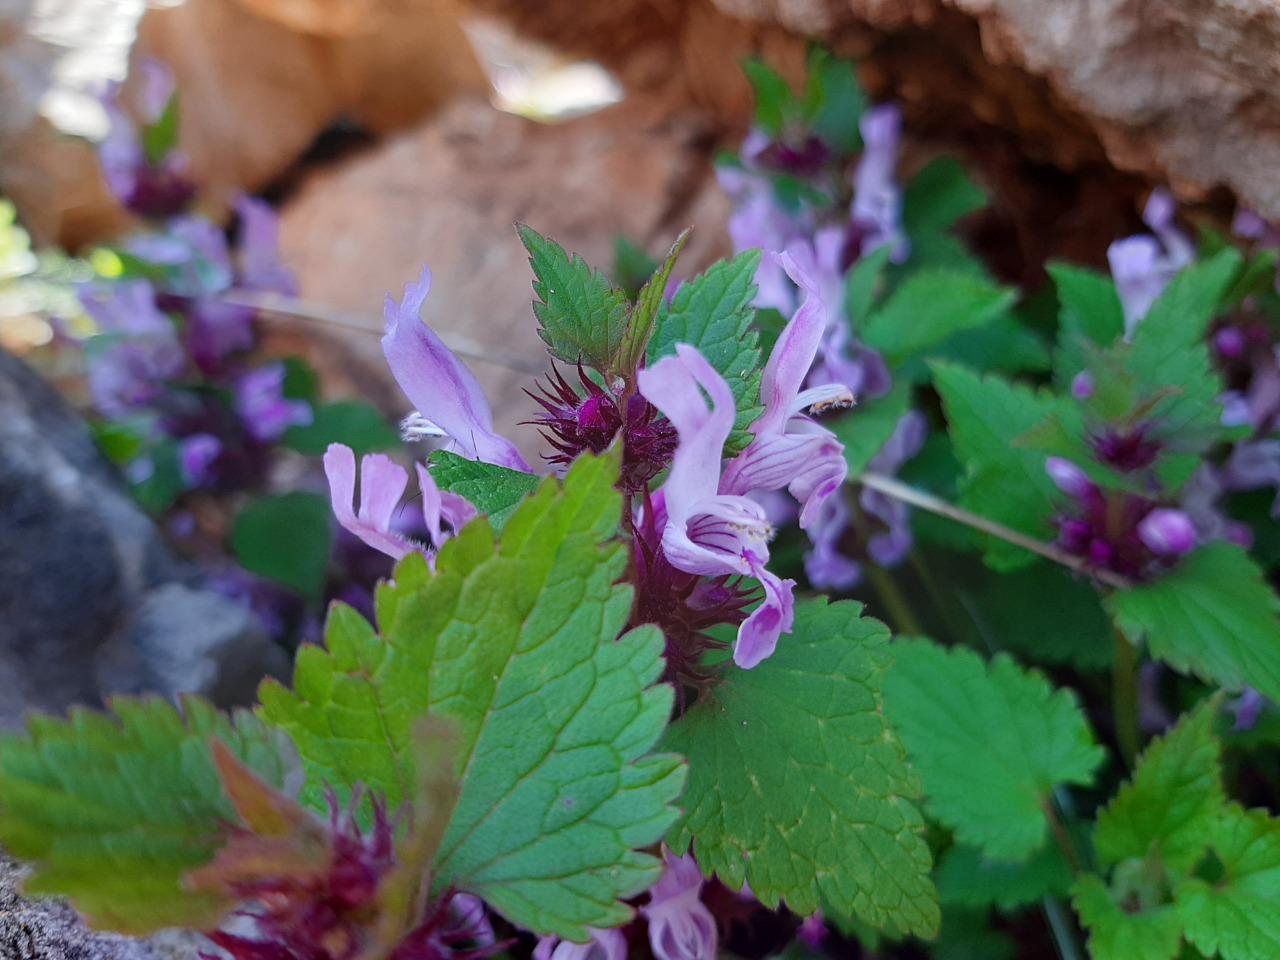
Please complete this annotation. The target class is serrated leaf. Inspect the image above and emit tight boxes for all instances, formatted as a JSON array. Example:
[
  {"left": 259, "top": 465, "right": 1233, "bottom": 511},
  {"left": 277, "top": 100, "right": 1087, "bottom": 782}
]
[
  {"left": 648, "top": 250, "right": 764, "bottom": 455},
  {"left": 860, "top": 272, "right": 1015, "bottom": 365},
  {"left": 1048, "top": 262, "right": 1125, "bottom": 387},
  {"left": 616, "top": 229, "right": 689, "bottom": 373},
  {"left": 1126, "top": 250, "right": 1240, "bottom": 445},
  {"left": 259, "top": 453, "right": 686, "bottom": 938},
  {"left": 931, "top": 314, "right": 1051, "bottom": 378},
  {"left": 882, "top": 639, "right": 1103, "bottom": 861},
  {"left": 928, "top": 907, "right": 1017, "bottom": 960},
  {"left": 613, "top": 235, "right": 659, "bottom": 299},
  {"left": 0, "top": 698, "right": 295, "bottom": 934},
  {"left": 1095, "top": 699, "right": 1224, "bottom": 875},
  {"left": 962, "top": 560, "right": 1114, "bottom": 671},
  {"left": 232, "top": 492, "right": 333, "bottom": 600},
  {"left": 902, "top": 158, "right": 986, "bottom": 236},
  {"left": 284, "top": 400, "right": 400, "bottom": 457},
  {"left": 1074, "top": 873, "right": 1184, "bottom": 960},
  {"left": 832, "top": 379, "right": 913, "bottom": 476},
  {"left": 930, "top": 363, "right": 1063, "bottom": 569},
  {"left": 1105, "top": 544, "right": 1280, "bottom": 704},
  {"left": 429, "top": 450, "right": 541, "bottom": 534},
  {"left": 935, "top": 842, "right": 1074, "bottom": 912},
  {"left": 518, "top": 224, "right": 630, "bottom": 370},
  {"left": 664, "top": 599, "right": 938, "bottom": 937},
  {"left": 1177, "top": 805, "right": 1280, "bottom": 960}
]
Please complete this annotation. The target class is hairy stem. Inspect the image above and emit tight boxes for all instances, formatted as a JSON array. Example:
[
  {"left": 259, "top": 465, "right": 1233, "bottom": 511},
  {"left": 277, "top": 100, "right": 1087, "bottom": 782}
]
[
  {"left": 1113, "top": 625, "right": 1141, "bottom": 770},
  {"left": 857, "top": 472, "right": 1134, "bottom": 591}
]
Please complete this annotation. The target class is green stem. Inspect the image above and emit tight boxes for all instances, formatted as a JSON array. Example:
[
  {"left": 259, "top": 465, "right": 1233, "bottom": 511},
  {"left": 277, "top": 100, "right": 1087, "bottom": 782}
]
[
  {"left": 1043, "top": 895, "right": 1087, "bottom": 960},
  {"left": 1113, "top": 625, "right": 1141, "bottom": 770},
  {"left": 856, "top": 472, "right": 1134, "bottom": 591},
  {"left": 865, "top": 564, "right": 926, "bottom": 637}
]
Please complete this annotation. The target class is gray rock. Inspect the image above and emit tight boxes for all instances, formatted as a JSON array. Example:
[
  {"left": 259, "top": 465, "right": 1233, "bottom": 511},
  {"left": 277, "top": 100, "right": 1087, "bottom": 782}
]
[
  {"left": 0, "top": 347, "right": 288, "bottom": 729},
  {"left": 0, "top": 854, "right": 208, "bottom": 960}
]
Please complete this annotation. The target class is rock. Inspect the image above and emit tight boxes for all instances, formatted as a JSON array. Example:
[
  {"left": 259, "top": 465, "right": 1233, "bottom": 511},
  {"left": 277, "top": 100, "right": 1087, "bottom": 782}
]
[
  {"left": 0, "top": 348, "right": 288, "bottom": 730},
  {"left": 0, "top": 0, "right": 488, "bottom": 247},
  {"left": 277, "top": 95, "right": 732, "bottom": 456},
  {"left": 0, "top": 853, "right": 205, "bottom": 959}
]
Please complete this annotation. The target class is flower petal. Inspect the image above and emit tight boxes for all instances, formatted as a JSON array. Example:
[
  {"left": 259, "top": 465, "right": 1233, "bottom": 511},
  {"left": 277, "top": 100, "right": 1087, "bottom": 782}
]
[{"left": 382, "top": 266, "right": 530, "bottom": 471}]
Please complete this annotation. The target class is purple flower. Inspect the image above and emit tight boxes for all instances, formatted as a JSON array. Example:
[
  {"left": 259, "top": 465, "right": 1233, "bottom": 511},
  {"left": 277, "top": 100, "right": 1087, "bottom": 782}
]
[
  {"left": 383, "top": 267, "right": 530, "bottom": 472},
  {"left": 96, "top": 65, "right": 194, "bottom": 220},
  {"left": 638, "top": 344, "right": 796, "bottom": 669},
  {"left": 234, "top": 364, "right": 313, "bottom": 442},
  {"left": 641, "top": 848, "right": 717, "bottom": 960},
  {"left": 184, "top": 300, "right": 256, "bottom": 375},
  {"left": 861, "top": 411, "right": 927, "bottom": 566},
  {"left": 79, "top": 280, "right": 185, "bottom": 415},
  {"left": 1071, "top": 370, "right": 1095, "bottom": 401},
  {"left": 1046, "top": 457, "right": 1095, "bottom": 499},
  {"left": 1136, "top": 508, "right": 1198, "bottom": 556},
  {"left": 236, "top": 196, "right": 299, "bottom": 297},
  {"left": 722, "top": 252, "right": 852, "bottom": 528},
  {"left": 1231, "top": 687, "right": 1266, "bottom": 732},
  {"left": 803, "top": 491, "right": 863, "bottom": 590},
  {"left": 533, "top": 929, "right": 627, "bottom": 960},
  {"left": 1107, "top": 189, "right": 1195, "bottom": 339},
  {"left": 323, "top": 443, "right": 476, "bottom": 564},
  {"left": 1220, "top": 439, "right": 1280, "bottom": 516},
  {"left": 179, "top": 433, "right": 222, "bottom": 486},
  {"left": 851, "top": 106, "right": 908, "bottom": 263}
]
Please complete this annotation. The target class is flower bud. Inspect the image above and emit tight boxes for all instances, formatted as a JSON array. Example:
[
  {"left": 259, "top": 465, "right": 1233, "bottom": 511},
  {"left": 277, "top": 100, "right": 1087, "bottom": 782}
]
[
  {"left": 1046, "top": 457, "right": 1094, "bottom": 499},
  {"left": 1137, "top": 508, "right": 1197, "bottom": 556},
  {"left": 1071, "top": 370, "right": 1095, "bottom": 401}
]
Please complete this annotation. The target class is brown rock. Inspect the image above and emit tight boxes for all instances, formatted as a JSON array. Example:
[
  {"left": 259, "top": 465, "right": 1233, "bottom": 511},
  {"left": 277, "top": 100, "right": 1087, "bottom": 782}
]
[
  {"left": 278, "top": 96, "right": 731, "bottom": 456},
  {"left": 706, "top": 0, "right": 1280, "bottom": 217},
  {"left": 2, "top": 0, "right": 488, "bottom": 248}
]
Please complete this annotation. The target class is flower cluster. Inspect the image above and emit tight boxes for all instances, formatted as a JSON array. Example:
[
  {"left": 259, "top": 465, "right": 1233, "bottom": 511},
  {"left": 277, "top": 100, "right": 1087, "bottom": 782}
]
[{"left": 718, "top": 98, "right": 914, "bottom": 589}]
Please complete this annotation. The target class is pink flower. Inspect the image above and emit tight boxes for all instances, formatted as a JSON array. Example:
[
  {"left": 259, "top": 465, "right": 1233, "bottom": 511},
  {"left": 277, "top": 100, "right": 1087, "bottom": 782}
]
[
  {"left": 638, "top": 345, "right": 796, "bottom": 669},
  {"left": 383, "top": 267, "right": 530, "bottom": 472},
  {"left": 641, "top": 848, "right": 717, "bottom": 960},
  {"left": 323, "top": 443, "right": 475, "bottom": 564},
  {"left": 722, "top": 252, "right": 852, "bottom": 529},
  {"left": 533, "top": 929, "right": 627, "bottom": 960}
]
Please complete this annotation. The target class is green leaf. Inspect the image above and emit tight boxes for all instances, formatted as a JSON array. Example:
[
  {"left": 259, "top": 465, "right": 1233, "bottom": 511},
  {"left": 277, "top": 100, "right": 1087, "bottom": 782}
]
[
  {"left": 1177, "top": 805, "right": 1280, "bottom": 960},
  {"left": 928, "top": 907, "right": 1017, "bottom": 960},
  {"left": 882, "top": 638, "right": 1103, "bottom": 861},
  {"left": 742, "top": 59, "right": 794, "bottom": 136},
  {"left": 962, "top": 560, "right": 1114, "bottom": 671},
  {"left": 664, "top": 598, "right": 938, "bottom": 937},
  {"left": 429, "top": 450, "right": 541, "bottom": 535},
  {"left": 284, "top": 400, "right": 400, "bottom": 457},
  {"left": 0, "top": 698, "right": 294, "bottom": 934},
  {"left": 1221, "top": 250, "right": 1280, "bottom": 311},
  {"left": 930, "top": 363, "right": 1063, "bottom": 569},
  {"left": 518, "top": 224, "right": 630, "bottom": 370},
  {"left": 232, "top": 492, "right": 333, "bottom": 600},
  {"left": 1048, "top": 262, "right": 1125, "bottom": 387},
  {"left": 931, "top": 314, "right": 1051, "bottom": 378},
  {"left": 843, "top": 245, "right": 892, "bottom": 328},
  {"left": 259, "top": 453, "right": 686, "bottom": 938},
  {"left": 860, "top": 272, "right": 1015, "bottom": 365},
  {"left": 902, "top": 158, "right": 986, "bottom": 236},
  {"left": 141, "top": 93, "right": 180, "bottom": 166},
  {"left": 281, "top": 356, "right": 320, "bottom": 405},
  {"left": 832, "top": 379, "right": 913, "bottom": 476},
  {"left": 1094, "top": 699, "right": 1224, "bottom": 875},
  {"left": 92, "top": 422, "right": 147, "bottom": 467},
  {"left": 1126, "top": 250, "right": 1241, "bottom": 444},
  {"left": 616, "top": 229, "right": 689, "bottom": 373},
  {"left": 648, "top": 250, "right": 764, "bottom": 455},
  {"left": 613, "top": 235, "right": 660, "bottom": 300},
  {"left": 1074, "top": 873, "right": 1184, "bottom": 960},
  {"left": 935, "top": 842, "right": 1074, "bottom": 912},
  {"left": 807, "top": 49, "right": 866, "bottom": 153},
  {"left": 1105, "top": 544, "right": 1280, "bottom": 704}
]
